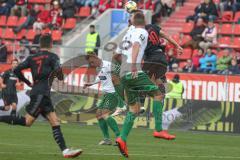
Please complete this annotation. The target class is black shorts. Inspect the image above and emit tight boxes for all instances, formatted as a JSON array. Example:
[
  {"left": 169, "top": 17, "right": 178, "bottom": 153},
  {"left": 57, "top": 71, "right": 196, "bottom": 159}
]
[
  {"left": 2, "top": 93, "right": 18, "bottom": 106},
  {"left": 142, "top": 61, "right": 167, "bottom": 80},
  {"left": 26, "top": 95, "right": 54, "bottom": 118}
]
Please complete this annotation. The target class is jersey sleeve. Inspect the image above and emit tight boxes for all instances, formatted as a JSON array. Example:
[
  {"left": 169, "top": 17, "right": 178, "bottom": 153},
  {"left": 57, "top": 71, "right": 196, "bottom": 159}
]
[{"left": 14, "top": 57, "right": 31, "bottom": 86}]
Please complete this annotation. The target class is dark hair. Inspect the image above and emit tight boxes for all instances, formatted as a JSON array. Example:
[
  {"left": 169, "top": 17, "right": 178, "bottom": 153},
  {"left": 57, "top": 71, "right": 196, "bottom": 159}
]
[
  {"left": 90, "top": 25, "right": 95, "bottom": 28},
  {"left": 132, "top": 12, "right": 145, "bottom": 26},
  {"left": 40, "top": 34, "right": 52, "bottom": 48},
  {"left": 85, "top": 52, "right": 97, "bottom": 60}
]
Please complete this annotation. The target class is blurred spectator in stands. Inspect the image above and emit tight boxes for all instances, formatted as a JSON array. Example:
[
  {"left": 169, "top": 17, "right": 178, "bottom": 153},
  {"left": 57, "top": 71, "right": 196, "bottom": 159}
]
[
  {"left": 220, "top": 0, "right": 240, "bottom": 18},
  {"left": 99, "top": 0, "right": 111, "bottom": 13},
  {"left": 198, "top": 48, "right": 217, "bottom": 73},
  {"left": 182, "top": 18, "right": 205, "bottom": 49},
  {"left": 47, "top": 1, "right": 63, "bottom": 29},
  {"left": 14, "top": 0, "right": 27, "bottom": 16},
  {"left": 14, "top": 45, "right": 30, "bottom": 63},
  {"left": 199, "top": 19, "right": 217, "bottom": 52},
  {"left": 85, "top": 25, "right": 101, "bottom": 55},
  {"left": 85, "top": 0, "right": 99, "bottom": 7},
  {"left": 0, "top": 0, "right": 15, "bottom": 16},
  {"left": 14, "top": 4, "right": 40, "bottom": 33},
  {"left": 0, "top": 39, "right": 7, "bottom": 63},
  {"left": 186, "top": 0, "right": 218, "bottom": 22},
  {"left": 33, "top": 28, "right": 42, "bottom": 45},
  {"left": 215, "top": 49, "right": 232, "bottom": 74},
  {"left": 167, "top": 48, "right": 179, "bottom": 70},
  {"left": 33, "top": 9, "right": 49, "bottom": 31},
  {"left": 228, "top": 59, "right": 240, "bottom": 74},
  {"left": 166, "top": 74, "right": 184, "bottom": 99},
  {"left": 171, "top": 63, "right": 182, "bottom": 72},
  {"left": 192, "top": 48, "right": 204, "bottom": 69},
  {"left": 161, "top": 0, "right": 175, "bottom": 16},
  {"left": 19, "top": 36, "right": 29, "bottom": 46},
  {"left": 183, "top": 59, "right": 196, "bottom": 72},
  {"left": 152, "top": 0, "right": 163, "bottom": 24},
  {"left": 62, "top": 0, "right": 75, "bottom": 19}
]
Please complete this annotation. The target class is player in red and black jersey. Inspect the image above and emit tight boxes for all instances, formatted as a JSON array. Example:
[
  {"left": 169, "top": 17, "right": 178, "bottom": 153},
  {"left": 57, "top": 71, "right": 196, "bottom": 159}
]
[
  {"left": 142, "top": 24, "right": 183, "bottom": 140},
  {"left": 0, "top": 59, "right": 21, "bottom": 116},
  {"left": 0, "top": 34, "right": 82, "bottom": 158}
]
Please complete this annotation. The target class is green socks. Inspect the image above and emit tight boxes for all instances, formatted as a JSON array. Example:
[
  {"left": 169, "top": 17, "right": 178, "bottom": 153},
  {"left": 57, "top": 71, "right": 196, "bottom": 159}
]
[
  {"left": 98, "top": 119, "right": 110, "bottom": 139},
  {"left": 106, "top": 116, "right": 120, "bottom": 137},
  {"left": 114, "top": 83, "right": 124, "bottom": 98},
  {"left": 153, "top": 100, "right": 163, "bottom": 132},
  {"left": 121, "top": 112, "right": 136, "bottom": 142}
]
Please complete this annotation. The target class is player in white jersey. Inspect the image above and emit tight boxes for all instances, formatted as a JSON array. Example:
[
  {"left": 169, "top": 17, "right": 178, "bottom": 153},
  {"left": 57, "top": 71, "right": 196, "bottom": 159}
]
[
  {"left": 115, "top": 11, "right": 167, "bottom": 158},
  {"left": 84, "top": 54, "right": 123, "bottom": 145}
]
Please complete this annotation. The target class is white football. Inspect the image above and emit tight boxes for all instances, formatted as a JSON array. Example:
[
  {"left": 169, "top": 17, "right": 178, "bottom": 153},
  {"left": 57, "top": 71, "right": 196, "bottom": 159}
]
[{"left": 125, "top": 1, "right": 137, "bottom": 13}]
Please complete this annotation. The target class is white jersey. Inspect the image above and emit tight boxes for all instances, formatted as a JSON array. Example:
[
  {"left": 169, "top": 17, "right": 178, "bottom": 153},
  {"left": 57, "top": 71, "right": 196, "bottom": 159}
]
[
  {"left": 95, "top": 60, "right": 115, "bottom": 93},
  {"left": 119, "top": 27, "right": 149, "bottom": 76}
]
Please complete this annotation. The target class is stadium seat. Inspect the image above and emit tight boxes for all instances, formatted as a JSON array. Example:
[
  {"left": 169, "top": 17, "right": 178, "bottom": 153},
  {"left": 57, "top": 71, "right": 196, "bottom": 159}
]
[
  {"left": 42, "top": 28, "right": 51, "bottom": 34},
  {"left": 4, "top": 41, "right": 14, "bottom": 52},
  {"left": 17, "top": 16, "right": 27, "bottom": 26},
  {"left": 218, "top": 37, "right": 231, "bottom": 48},
  {"left": 26, "top": 29, "right": 36, "bottom": 40},
  {"left": 233, "top": 24, "right": 240, "bottom": 36},
  {"left": 0, "top": 16, "right": 7, "bottom": 26},
  {"left": 181, "top": 22, "right": 194, "bottom": 34},
  {"left": 3, "top": 28, "right": 16, "bottom": 39},
  {"left": 217, "top": 50, "right": 226, "bottom": 58},
  {"left": 233, "top": 12, "right": 240, "bottom": 23},
  {"left": 78, "top": 6, "right": 91, "bottom": 17},
  {"left": 232, "top": 37, "right": 240, "bottom": 49},
  {"left": 0, "top": 28, "right": 2, "bottom": 38},
  {"left": 6, "top": 16, "right": 18, "bottom": 27},
  {"left": 171, "top": 34, "right": 180, "bottom": 43},
  {"left": 28, "top": 0, "right": 51, "bottom": 3},
  {"left": 63, "top": 18, "right": 76, "bottom": 30},
  {"left": 219, "top": 24, "right": 233, "bottom": 35},
  {"left": 181, "top": 35, "right": 192, "bottom": 45},
  {"left": 16, "top": 29, "right": 27, "bottom": 40},
  {"left": 179, "top": 61, "right": 187, "bottom": 69},
  {"left": 220, "top": 11, "right": 233, "bottom": 22},
  {"left": 52, "top": 30, "right": 62, "bottom": 42},
  {"left": 177, "top": 48, "right": 192, "bottom": 60}
]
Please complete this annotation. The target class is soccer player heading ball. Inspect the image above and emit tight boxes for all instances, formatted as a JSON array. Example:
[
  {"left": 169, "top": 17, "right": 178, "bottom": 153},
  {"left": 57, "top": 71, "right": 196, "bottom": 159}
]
[{"left": 0, "top": 34, "right": 82, "bottom": 158}]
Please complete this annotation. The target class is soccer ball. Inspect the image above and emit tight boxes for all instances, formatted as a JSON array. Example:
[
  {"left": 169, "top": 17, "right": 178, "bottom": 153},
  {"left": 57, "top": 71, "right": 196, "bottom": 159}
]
[{"left": 125, "top": 1, "right": 137, "bottom": 13}]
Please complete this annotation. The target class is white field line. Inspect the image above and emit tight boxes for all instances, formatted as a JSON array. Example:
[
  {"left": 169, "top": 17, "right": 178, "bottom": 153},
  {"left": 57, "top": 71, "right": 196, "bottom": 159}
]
[{"left": 0, "top": 151, "right": 240, "bottom": 159}]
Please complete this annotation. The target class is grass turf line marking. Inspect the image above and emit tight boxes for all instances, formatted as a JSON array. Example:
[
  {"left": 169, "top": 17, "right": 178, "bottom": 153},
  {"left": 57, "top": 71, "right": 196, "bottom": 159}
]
[{"left": 0, "top": 151, "right": 240, "bottom": 159}]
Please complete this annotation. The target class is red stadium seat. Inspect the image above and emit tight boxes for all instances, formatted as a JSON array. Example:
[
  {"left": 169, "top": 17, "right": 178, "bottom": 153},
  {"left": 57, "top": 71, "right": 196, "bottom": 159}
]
[
  {"left": 179, "top": 61, "right": 187, "bottom": 69},
  {"left": 0, "top": 28, "right": 3, "bottom": 38},
  {"left": 6, "top": 16, "right": 18, "bottom": 27},
  {"left": 0, "top": 16, "right": 7, "bottom": 26},
  {"left": 232, "top": 37, "right": 240, "bottom": 49},
  {"left": 233, "top": 12, "right": 240, "bottom": 23},
  {"left": 181, "top": 35, "right": 192, "bottom": 45},
  {"left": 171, "top": 34, "right": 180, "bottom": 43},
  {"left": 233, "top": 24, "right": 240, "bottom": 36},
  {"left": 63, "top": 18, "right": 76, "bottom": 29},
  {"left": 220, "top": 11, "right": 233, "bottom": 22},
  {"left": 177, "top": 48, "right": 192, "bottom": 60},
  {"left": 219, "top": 24, "right": 233, "bottom": 35},
  {"left": 78, "top": 7, "right": 91, "bottom": 17},
  {"left": 16, "top": 29, "right": 27, "bottom": 40},
  {"left": 218, "top": 37, "right": 231, "bottom": 47},
  {"left": 28, "top": 0, "right": 51, "bottom": 3},
  {"left": 17, "top": 16, "right": 27, "bottom": 26},
  {"left": 26, "top": 29, "right": 36, "bottom": 40},
  {"left": 52, "top": 30, "right": 62, "bottom": 42},
  {"left": 181, "top": 22, "right": 194, "bottom": 34},
  {"left": 217, "top": 50, "right": 226, "bottom": 58},
  {"left": 3, "top": 28, "right": 16, "bottom": 39},
  {"left": 42, "top": 28, "right": 51, "bottom": 34}
]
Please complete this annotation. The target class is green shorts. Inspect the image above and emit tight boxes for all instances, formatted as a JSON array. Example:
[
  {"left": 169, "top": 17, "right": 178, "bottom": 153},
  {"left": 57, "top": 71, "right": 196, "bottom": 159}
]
[
  {"left": 97, "top": 92, "right": 119, "bottom": 110},
  {"left": 121, "top": 72, "right": 159, "bottom": 105}
]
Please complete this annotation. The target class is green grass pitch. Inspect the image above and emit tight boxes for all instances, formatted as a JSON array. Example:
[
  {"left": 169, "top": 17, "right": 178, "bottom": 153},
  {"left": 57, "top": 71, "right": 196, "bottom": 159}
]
[{"left": 0, "top": 123, "right": 240, "bottom": 160}]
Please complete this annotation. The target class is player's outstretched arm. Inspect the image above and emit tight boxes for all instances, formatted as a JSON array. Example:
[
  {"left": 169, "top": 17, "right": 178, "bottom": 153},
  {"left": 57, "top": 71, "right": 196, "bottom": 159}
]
[
  {"left": 14, "top": 58, "right": 32, "bottom": 87},
  {"left": 159, "top": 30, "right": 183, "bottom": 54}
]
